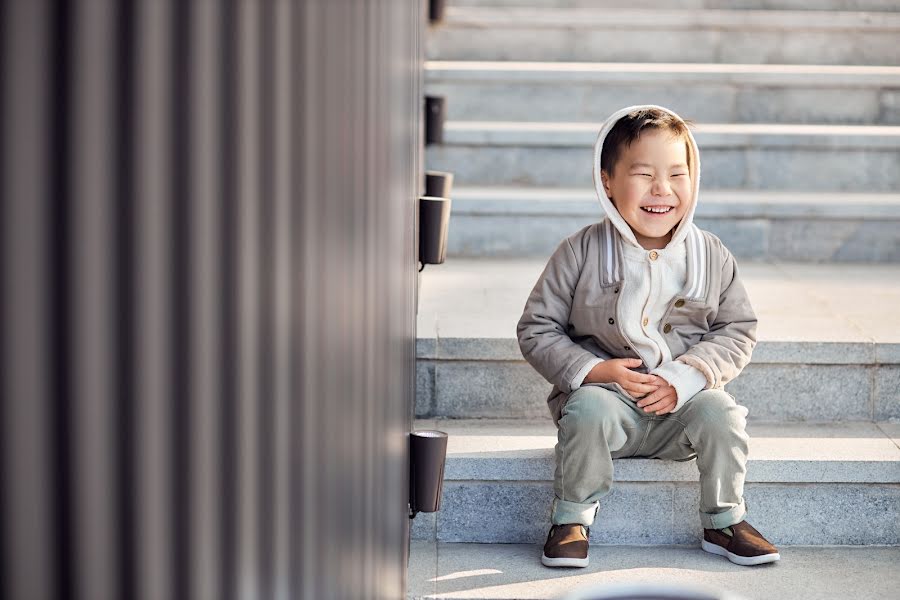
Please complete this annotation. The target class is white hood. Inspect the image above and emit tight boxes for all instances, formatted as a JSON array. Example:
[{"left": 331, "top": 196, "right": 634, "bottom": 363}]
[{"left": 592, "top": 104, "right": 702, "bottom": 251}]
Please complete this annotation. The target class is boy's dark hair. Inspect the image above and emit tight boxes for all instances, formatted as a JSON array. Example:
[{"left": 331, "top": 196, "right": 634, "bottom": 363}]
[{"left": 600, "top": 108, "right": 696, "bottom": 179}]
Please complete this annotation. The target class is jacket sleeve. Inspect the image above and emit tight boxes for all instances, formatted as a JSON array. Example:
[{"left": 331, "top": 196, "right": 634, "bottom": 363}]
[
  {"left": 650, "top": 359, "right": 709, "bottom": 413},
  {"left": 570, "top": 356, "right": 604, "bottom": 391},
  {"left": 516, "top": 237, "right": 603, "bottom": 394},
  {"left": 675, "top": 247, "right": 758, "bottom": 390}
]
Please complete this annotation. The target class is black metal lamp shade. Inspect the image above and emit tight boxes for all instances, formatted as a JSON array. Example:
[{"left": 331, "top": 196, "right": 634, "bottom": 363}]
[
  {"left": 418, "top": 196, "right": 451, "bottom": 265},
  {"left": 425, "top": 170, "right": 454, "bottom": 199},
  {"left": 409, "top": 430, "right": 448, "bottom": 517},
  {"left": 424, "top": 96, "right": 446, "bottom": 145},
  {"left": 429, "top": 0, "right": 446, "bottom": 23}
]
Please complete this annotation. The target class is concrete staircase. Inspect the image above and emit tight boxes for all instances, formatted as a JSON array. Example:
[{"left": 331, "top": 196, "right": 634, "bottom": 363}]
[
  {"left": 411, "top": 2, "right": 900, "bottom": 598},
  {"left": 427, "top": 7, "right": 900, "bottom": 64},
  {"left": 412, "top": 257, "right": 900, "bottom": 537},
  {"left": 425, "top": 11, "right": 900, "bottom": 261}
]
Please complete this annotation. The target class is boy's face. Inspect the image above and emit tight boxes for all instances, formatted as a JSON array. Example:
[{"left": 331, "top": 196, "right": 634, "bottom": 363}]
[{"left": 600, "top": 129, "right": 693, "bottom": 250}]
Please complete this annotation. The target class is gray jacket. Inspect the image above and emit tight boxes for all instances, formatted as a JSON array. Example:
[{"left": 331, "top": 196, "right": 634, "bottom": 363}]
[{"left": 516, "top": 218, "right": 758, "bottom": 426}]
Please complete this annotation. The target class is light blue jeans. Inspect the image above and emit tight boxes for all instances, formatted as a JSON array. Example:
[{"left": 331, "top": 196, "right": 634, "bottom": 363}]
[{"left": 551, "top": 384, "right": 750, "bottom": 530}]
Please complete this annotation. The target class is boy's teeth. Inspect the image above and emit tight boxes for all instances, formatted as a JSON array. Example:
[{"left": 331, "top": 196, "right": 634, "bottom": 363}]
[{"left": 642, "top": 206, "right": 671, "bottom": 213}]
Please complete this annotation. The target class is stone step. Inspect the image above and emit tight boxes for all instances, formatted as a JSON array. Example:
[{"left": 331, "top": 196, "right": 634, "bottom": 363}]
[
  {"left": 409, "top": 419, "right": 900, "bottom": 546},
  {"left": 408, "top": 540, "right": 900, "bottom": 600},
  {"left": 444, "top": 187, "right": 900, "bottom": 262},
  {"left": 425, "top": 61, "right": 900, "bottom": 125},
  {"left": 428, "top": 7, "right": 900, "bottom": 65},
  {"left": 425, "top": 121, "right": 900, "bottom": 191},
  {"left": 447, "top": 0, "right": 900, "bottom": 10},
  {"left": 416, "top": 258, "right": 900, "bottom": 422}
]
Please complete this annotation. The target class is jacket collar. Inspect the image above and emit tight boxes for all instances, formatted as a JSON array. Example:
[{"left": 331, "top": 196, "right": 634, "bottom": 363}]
[{"left": 597, "top": 218, "right": 709, "bottom": 302}]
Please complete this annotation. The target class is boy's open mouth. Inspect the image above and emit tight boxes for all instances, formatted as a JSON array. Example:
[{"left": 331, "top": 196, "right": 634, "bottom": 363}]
[{"left": 641, "top": 206, "right": 673, "bottom": 215}]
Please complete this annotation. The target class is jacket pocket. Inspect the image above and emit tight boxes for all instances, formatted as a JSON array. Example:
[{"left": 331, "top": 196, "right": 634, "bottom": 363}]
[
  {"left": 660, "top": 299, "right": 715, "bottom": 354},
  {"left": 570, "top": 306, "right": 620, "bottom": 352}
]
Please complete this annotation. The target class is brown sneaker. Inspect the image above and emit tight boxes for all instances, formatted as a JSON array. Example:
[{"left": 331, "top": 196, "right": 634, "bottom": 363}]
[
  {"left": 702, "top": 520, "right": 780, "bottom": 566},
  {"left": 540, "top": 523, "right": 590, "bottom": 568}
]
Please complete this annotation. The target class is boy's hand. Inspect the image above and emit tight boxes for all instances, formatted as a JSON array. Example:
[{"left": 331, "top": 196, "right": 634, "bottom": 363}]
[
  {"left": 636, "top": 375, "right": 678, "bottom": 415},
  {"left": 585, "top": 358, "right": 660, "bottom": 399}
]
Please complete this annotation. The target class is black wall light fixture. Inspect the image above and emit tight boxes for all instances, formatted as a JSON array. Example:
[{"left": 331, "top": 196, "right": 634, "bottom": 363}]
[
  {"left": 409, "top": 430, "right": 449, "bottom": 519},
  {"left": 417, "top": 171, "right": 454, "bottom": 313},
  {"left": 425, "top": 96, "right": 446, "bottom": 146},
  {"left": 419, "top": 195, "right": 452, "bottom": 268},
  {"left": 419, "top": 170, "right": 453, "bottom": 270},
  {"left": 429, "top": 0, "right": 446, "bottom": 23}
]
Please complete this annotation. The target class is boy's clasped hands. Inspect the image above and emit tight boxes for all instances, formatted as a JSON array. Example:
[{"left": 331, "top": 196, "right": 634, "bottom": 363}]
[{"left": 584, "top": 358, "right": 677, "bottom": 415}]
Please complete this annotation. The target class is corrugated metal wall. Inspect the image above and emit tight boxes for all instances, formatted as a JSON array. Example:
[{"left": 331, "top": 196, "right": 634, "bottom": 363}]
[{"left": 0, "top": 1, "right": 422, "bottom": 599}]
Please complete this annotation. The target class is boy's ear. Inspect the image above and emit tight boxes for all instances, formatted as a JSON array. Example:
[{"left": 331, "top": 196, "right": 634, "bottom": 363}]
[{"left": 600, "top": 169, "right": 613, "bottom": 200}]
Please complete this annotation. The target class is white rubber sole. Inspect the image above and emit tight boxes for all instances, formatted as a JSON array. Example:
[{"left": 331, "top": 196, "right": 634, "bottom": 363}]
[
  {"left": 541, "top": 552, "right": 589, "bottom": 568},
  {"left": 701, "top": 539, "right": 781, "bottom": 566}
]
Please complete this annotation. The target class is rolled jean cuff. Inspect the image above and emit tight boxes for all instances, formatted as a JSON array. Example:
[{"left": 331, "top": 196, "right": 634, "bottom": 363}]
[
  {"left": 700, "top": 497, "right": 747, "bottom": 530},
  {"left": 551, "top": 496, "right": 599, "bottom": 526}
]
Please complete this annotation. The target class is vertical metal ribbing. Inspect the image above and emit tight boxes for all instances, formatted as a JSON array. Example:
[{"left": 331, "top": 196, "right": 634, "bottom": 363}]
[
  {"left": 271, "top": 2, "right": 293, "bottom": 599},
  {"left": 380, "top": 4, "right": 396, "bottom": 597},
  {"left": 133, "top": 1, "right": 174, "bottom": 598},
  {"left": 113, "top": 1, "right": 137, "bottom": 597},
  {"left": 71, "top": 1, "right": 117, "bottom": 598},
  {"left": 361, "top": 1, "right": 376, "bottom": 595},
  {"left": 49, "top": 0, "right": 74, "bottom": 595},
  {"left": 290, "top": 1, "right": 310, "bottom": 597},
  {"left": 0, "top": 2, "right": 6, "bottom": 595},
  {"left": 0, "top": 2, "right": 422, "bottom": 599},
  {"left": 363, "top": 2, "right": 375, "bottom": 593},
  {"left": 324, "top": 0, "right": 342, "bottom": 594},
  {"left": 170, "top": 1, "right": 191, "bottom": 599},
  {"left": 1, "top": 2, "right": 56, "bottom": 599},
  {"left": 188, "top": 1, "right": 223, "bottom": 599},
  {"left": 348, "top": 1, "right": 362, "bottom": 598},
  {"left": 236, "top": 1, "right": 262, "bottom": 598},
  {"left": 219, "top": 1, "right": 239, "bottom": 598},
  {"left": 257, "top": 1, "right": 276, "bottom": 599}
]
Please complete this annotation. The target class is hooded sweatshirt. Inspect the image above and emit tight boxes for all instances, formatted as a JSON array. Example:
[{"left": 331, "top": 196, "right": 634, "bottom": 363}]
[{"left": 569, "top": 104, "right": 708, "bottom": 409}]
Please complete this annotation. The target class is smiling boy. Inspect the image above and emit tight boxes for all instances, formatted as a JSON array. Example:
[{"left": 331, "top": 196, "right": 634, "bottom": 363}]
[{"left": 516, "top": 105, "right": 780, "bottom": 568}]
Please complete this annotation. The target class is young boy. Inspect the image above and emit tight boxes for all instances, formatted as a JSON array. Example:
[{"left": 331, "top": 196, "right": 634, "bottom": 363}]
[{"left": 516, "top": 105, "right": 780, "bottom": 568}]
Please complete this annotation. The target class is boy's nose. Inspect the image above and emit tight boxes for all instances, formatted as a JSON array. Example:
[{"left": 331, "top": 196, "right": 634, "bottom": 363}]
[{"left": 652, "top": 180, "right": 672, "bottom": 196}]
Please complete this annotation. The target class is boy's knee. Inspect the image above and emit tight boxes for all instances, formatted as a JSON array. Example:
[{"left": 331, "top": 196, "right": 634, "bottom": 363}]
[
  {"left": 562, "top": 387, "right": 625, "bottom": 431},
  {"left": 688, "top": 389, "right": 747, "bottom": 429}
]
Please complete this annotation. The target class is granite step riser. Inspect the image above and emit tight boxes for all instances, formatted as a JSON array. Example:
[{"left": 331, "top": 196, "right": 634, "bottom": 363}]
[
  {"left": 428, "top": 27, "right": 900, "bottom": 66},
  {"left": 447, "top": 0, "right": 900, "bottom": 10},
  {"left": 410, "top": 481, "right": 900, "bottom": 545},
  {"left": 445, "top": 213, "right": 900, "bottom": 263},
  {"left": 426, "top": 81, "right": 900, "bottom": 126},
  {"left": 416, "top": 361, "right": 900, "bottom": 422},
  {"left": 426, "top": 146, "right": 900, "bottom": 191}
]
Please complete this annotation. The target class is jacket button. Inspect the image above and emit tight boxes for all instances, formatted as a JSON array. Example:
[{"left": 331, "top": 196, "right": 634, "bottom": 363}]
[
  {"left": 663, "top": 323, "right": 672, "bottom": 333},
  {"left": 614, "top": 287, "right": 619, "bottom": 293},
  {"left": 608, "top": 318, "right": 615, "bottom": 325},
  {"left": 642, "top": 317, "right": 649, "bottom": 327},
  {"left": 649, "top": 250, "right": 659, "bottom": 260},
  {"left": 624, "top": 345, "right": 630, "bottom": 351},
  {"left": 675, "top": 299, "right": 685, "bottom": 308}
]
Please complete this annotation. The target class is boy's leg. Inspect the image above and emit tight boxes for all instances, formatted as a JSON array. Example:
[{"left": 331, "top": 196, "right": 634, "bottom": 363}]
[
  {"left": 637, "top": 388, "right": 750, "bottom": 529},
  {"left": 551, "top": 386, "right": 644, "bottom": 526}
]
